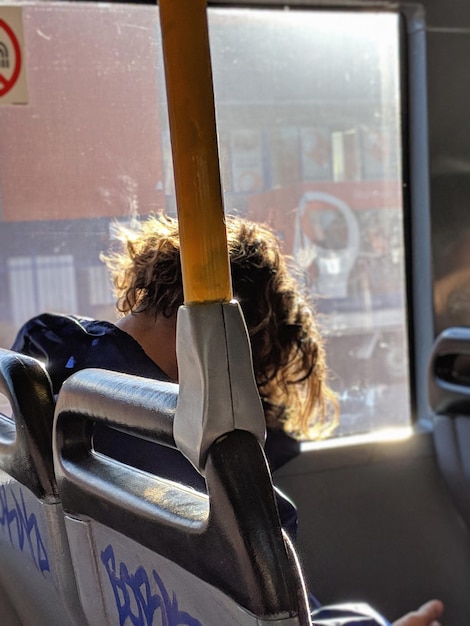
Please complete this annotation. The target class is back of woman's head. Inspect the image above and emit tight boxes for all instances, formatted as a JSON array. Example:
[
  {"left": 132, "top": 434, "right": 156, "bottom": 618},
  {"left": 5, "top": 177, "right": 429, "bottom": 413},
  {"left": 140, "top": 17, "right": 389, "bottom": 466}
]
[{"left": 102, "top": 213, "right": 338, "bottom": 439}]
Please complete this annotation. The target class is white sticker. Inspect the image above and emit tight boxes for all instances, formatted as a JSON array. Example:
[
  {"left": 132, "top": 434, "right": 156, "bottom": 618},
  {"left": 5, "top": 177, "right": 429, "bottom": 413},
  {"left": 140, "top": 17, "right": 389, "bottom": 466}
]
[{"left": 0, "top": 6, "right": 28, "bottom": 105}]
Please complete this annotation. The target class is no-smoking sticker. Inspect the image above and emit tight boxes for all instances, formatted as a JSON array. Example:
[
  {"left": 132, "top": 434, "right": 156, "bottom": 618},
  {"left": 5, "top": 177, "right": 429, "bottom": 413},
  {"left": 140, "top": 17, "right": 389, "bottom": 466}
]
[{"left": 0, "top": 7, "right": 28, "bottom": 105}]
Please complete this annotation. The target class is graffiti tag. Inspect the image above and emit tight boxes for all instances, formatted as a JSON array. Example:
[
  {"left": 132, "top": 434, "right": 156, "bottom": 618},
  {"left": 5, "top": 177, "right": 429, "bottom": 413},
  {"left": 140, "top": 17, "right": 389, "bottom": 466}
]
[
  {"left": 101, "top": 544, "right": 201, "bottom": 626},
  {"left": 0, "top": 485, "right": 49, "bottom": 574}
]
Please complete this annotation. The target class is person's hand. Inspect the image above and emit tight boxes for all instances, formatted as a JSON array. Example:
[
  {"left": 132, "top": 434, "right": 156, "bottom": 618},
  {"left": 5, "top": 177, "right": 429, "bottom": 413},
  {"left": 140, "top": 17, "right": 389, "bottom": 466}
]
[{"left": 392, "top": 600, "right": 444, "bottom": 626}]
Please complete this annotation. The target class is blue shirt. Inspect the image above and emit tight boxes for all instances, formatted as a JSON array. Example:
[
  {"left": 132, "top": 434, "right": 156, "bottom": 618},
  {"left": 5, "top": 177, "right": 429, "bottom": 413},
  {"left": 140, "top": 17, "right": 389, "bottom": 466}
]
[{"left": 12, "top": 312, "right": 300, "bottom": 536}]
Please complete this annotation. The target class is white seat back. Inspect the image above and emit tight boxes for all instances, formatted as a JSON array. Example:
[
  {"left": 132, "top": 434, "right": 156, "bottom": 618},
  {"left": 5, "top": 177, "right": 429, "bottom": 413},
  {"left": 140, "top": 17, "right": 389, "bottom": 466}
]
[
  {"left": 54, "top": 368, "right": 310, "bottom": 625},
  {"left": 0, "top": 348, "right": 87, "bottom": 626}
]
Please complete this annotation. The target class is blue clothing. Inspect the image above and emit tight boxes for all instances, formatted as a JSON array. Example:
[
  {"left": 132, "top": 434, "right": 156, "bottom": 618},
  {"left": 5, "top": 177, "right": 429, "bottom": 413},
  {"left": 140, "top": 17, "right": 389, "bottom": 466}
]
[
  {"left": 12, "top": 312, "right": 392, "bottom": 626},
  {"left": 12, "top": 312, "right": 300, "bottom": 535},
  {"left": 11, "top": 313, "right": 172, "bottom": 392}
]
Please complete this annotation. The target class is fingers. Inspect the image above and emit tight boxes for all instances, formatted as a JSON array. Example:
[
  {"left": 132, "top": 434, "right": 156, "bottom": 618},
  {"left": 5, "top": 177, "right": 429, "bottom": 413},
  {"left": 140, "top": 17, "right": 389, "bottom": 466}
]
[
  {"left": 416, "top": 599, "right": 444, "bottom": 622},
  {"left": 392, "top": 599, "right": 444, "bottom": 626}
]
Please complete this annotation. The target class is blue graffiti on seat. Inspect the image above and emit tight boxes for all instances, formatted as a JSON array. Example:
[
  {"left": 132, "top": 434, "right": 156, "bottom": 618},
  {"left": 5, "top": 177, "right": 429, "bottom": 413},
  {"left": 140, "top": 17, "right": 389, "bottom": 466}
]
[
  {"left": 101, "top": 543, "right": 202, "bottom": 626},
  {"left": 0, "top": 485, "right": 50, "bottom": 574}
]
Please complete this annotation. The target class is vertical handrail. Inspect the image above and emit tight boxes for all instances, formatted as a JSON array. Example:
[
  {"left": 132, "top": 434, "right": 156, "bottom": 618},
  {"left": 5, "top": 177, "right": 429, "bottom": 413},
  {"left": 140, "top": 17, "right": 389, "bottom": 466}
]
[
  {"left": 159, "top": 0, "right": 232, "bottom": 304},
  {"left": 158, "top": 0, "right": 265, "bottom": 473}
]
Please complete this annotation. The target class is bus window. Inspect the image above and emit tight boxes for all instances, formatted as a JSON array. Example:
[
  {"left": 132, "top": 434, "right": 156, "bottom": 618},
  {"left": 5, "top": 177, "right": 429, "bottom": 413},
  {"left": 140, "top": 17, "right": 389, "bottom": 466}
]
[
  {"left": 432, "top": 173, "right": 470, "bottom": 335},
  {"left": 206, "top": 9, "right": 409, "bottom": 438},
  {"left": 0, "top": 4, "right": 409, "bottom": 440}
]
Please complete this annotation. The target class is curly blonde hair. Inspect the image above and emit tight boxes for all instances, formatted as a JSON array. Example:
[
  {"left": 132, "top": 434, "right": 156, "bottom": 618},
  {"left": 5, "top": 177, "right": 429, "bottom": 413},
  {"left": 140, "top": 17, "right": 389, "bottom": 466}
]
[{"left": 102, "top": 214, "right": 338, "bottom": 439}]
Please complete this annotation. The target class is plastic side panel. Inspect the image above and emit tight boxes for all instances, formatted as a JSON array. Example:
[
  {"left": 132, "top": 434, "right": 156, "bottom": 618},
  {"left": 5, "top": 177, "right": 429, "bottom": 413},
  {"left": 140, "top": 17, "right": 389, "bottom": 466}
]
[
  {"left": 0, "top": 581, "right": 21, "bottom": 625},
  {"left": 64, "top": 517, "right": 111, "bottom": 625},
  {"left": 0, "top": 470, "right": 86, "bottom": 625},
  {"left": 65, "top": 515, "right": 301, "bottom": 626},
  {"left": 428, "top": 329, "right": 470, "bottom": 527},
  {"left": 428, "top": 327, "right": 470, "bottom": 415}
]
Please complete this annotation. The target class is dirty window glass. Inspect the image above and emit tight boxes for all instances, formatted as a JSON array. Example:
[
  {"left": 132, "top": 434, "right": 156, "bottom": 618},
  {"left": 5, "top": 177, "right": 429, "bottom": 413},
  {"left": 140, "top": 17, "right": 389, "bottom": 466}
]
[{"left": 0, "top": 4, "right": 409, "bottom": 438}]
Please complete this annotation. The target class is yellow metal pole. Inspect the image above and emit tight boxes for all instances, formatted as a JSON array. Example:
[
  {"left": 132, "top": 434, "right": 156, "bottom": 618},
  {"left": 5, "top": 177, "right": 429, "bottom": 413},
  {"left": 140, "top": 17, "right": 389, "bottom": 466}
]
[{"left": 159, "top": 0, "right": 232, "bottom": 304}]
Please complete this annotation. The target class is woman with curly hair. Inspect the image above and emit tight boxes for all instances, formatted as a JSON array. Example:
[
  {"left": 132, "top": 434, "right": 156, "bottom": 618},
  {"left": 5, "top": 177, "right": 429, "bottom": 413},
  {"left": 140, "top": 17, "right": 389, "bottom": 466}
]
[
  {"left": 102, "top": 213, "right": 337, "bottom": 441},
  {"left": 12, "top": 213, "right": 337, "bottom": 536}
]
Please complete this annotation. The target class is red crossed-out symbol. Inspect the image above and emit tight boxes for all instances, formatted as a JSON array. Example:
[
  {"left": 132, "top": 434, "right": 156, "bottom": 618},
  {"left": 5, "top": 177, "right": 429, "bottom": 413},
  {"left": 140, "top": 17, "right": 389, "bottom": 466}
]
[{"left": 0, "top": 19, "right": 22, "bottom": 97}]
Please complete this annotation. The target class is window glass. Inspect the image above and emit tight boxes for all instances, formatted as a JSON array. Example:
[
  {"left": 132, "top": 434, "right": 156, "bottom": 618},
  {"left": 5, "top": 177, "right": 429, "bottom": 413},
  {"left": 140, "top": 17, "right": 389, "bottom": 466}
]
[
  {"left": 432, "top": 174, "right": 470, "bottom": 335},
  {"left": 0, "top": 3, "right": 409, "bottom": 437}
]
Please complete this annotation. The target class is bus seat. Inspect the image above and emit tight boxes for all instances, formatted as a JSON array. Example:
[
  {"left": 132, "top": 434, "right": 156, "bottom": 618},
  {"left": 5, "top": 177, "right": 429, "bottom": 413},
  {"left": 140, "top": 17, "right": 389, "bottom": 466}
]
[
  {"left": 0, "top": 348, "right": 87, "bottom": 626},
  {"left": 428, "top": 327, "right": 470, "bottom": 528},
  {"left": 53, "top": 368, "right": 310, "bottom": 625}
]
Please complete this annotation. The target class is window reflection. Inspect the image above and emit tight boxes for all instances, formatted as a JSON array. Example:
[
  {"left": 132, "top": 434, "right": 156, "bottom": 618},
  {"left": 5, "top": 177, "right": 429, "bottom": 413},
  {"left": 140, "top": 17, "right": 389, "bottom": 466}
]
[
  {"left": 432, "top": 174, "right": 470, "bottom": 335},
  {"left": 208, "top": 9, "right": 409, "bottom": 436},
  {"left": 0, "top": 4, "right": 409, "bottom": 437}
]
